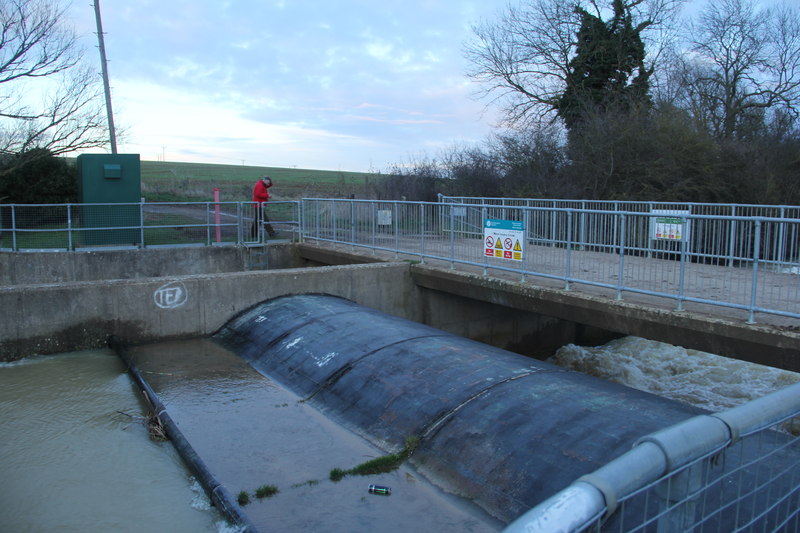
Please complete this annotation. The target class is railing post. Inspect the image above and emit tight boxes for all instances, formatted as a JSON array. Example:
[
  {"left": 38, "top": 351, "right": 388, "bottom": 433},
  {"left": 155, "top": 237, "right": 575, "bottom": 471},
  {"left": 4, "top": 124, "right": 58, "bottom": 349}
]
[
  {"left": 206, "top": 201, "right": 211, "bottom": 246},
  {"left": 67, "top": 204, "right": 73, "bottom": 251},
  {"left": 450, "top": 205, "right": 456, "bottom": 269},
  {"left": 314, "top": 200, "right": 320, "bottom": 239},
  {"left": 579, "top": 201, "right": 586, "bottom": 251},
  {"left": 613, "top": 201, "right": 619, "bottom": 252},
  {"left": 371, "top": 201, "right": 377, "bottom": 254},
  {"left": 214, "top": 188, "right": 221, "bottom": 243},
  {"left": 777, "top": 206, "right": 786, "bottom": 264},
  {"left": 565, "top": 210, "right": 572, "bottom": 290},
  {"left": 237, "top": 202, "right": 243, "bottom": 244},
  {"left": 728, "top": 205, "right": 737, "bottom": 267},
  {"left": 332, "top": 200, "right": 338, "bottom": 244},
  {"left": 482, "top": 207, "right": 488, "bottom": 276},
  {"left": 11, "top": 205, "right": 17, "bottom": 251},
  {"left": 420, "top": 203, "right": 426, "bottom": 264},
  {"left": 616, "top": 213, "right": 626, "bottom": 301},
  {"left": 297, "top": 199, "right": 304, "bottom": 243},
  {"left": 748, "top": 219, "right": 762, "bottom": 324},
  {"left": 394, "top": 202, "right": 399, "bottom": 259},
  {"left": 521, "top": 208, "right": 529, "bottom": 282},
  {"left": 139, "top": 202, "right": 145, "bottom": 248},
  {"left": 350, "top": 200, "right": 356, "bottom": 252},
  {"left": 676, "top": 216, "right": 687, "bottom": 312}
]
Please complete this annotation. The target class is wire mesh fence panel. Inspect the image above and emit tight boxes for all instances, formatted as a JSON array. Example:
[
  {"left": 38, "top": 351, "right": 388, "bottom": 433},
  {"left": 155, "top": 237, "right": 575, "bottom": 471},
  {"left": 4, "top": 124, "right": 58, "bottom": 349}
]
[
  {"left": 596, "top": 420, "right": 800, "bottom": 533},
  {"left": 1, "top": 205, "right": 74, "bottom": 250}
]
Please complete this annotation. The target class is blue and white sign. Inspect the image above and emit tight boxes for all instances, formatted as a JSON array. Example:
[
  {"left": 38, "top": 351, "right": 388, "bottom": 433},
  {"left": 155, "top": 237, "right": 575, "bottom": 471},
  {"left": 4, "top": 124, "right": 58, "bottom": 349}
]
[{"left": 484, "top": 219, "right": 524, "bottom": 261}]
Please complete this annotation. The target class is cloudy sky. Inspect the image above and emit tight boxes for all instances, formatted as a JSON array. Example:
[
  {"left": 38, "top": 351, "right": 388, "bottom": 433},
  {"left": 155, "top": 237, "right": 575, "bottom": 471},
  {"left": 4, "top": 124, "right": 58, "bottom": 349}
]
[{"left": 67, "top": 1, "right": 508, "bottom": 172}]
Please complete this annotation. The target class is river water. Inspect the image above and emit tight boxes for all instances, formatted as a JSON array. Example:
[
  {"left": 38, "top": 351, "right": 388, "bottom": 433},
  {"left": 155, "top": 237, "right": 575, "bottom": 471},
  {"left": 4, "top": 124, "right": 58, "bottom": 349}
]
[
  {"left": 0, "top": 349, "right": 237, "bottom": 533},
  {"left": 2, "top": 336, "right": 798, "bottom": 531}
]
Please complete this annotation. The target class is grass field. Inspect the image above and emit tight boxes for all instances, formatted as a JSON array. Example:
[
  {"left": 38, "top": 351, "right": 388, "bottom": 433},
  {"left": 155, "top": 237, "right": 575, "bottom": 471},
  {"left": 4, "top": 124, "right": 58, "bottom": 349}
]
[{"left": 141, "top": 160, "right": 381, "bottom": 202}]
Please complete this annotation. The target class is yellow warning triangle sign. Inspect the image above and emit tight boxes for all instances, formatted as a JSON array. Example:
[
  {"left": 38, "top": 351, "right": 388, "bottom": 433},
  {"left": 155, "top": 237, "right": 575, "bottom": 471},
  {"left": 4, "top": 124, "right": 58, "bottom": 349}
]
[
  {"left": 495, "top": 239, "right": 503, "bottom": 249},
  {"left": 513, "top": 240, "right": 522, "bottom": 252}
]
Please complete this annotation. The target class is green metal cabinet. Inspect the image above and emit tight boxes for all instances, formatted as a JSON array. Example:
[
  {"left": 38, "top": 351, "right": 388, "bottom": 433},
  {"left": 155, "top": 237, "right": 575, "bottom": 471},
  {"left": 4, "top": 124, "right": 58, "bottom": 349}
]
[{"left": 77, "top": 154, "right": 141, "bottom": 246}]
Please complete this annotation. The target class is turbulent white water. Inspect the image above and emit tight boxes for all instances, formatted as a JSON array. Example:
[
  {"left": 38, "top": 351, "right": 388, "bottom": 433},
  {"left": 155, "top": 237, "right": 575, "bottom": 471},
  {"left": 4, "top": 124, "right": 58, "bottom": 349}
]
[{"left": 549, "top": 336, "right": 800, "bottom": 415}]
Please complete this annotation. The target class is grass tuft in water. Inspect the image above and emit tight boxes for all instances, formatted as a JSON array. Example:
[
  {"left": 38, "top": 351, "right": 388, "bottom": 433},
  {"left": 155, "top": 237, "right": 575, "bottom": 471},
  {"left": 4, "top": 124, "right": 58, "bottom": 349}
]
[
  {"left": 255, "top": 484, "right": 279, "bottom": 498},
  {"left": 237, "top": 491, "right": 250, "bottom": 506},
  {"left": 329, "top": 435, "right": 420, "bottom": 482}
]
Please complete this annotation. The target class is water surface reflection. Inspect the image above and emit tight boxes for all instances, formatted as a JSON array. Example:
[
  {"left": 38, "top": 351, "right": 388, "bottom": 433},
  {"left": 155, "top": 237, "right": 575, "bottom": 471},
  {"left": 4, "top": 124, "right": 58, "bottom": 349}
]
[{"left": 0, "top": 349, "right": 233, "bottom": 532}]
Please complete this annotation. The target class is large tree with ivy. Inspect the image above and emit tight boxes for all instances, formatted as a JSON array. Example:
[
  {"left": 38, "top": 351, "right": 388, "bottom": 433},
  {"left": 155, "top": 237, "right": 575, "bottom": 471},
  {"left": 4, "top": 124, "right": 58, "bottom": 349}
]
[
  {"left": 557, "top": 0, "right": 653, "bottom": 131},
  {"left": 465, "top": 0, "right": 680, "bottom": 128}
]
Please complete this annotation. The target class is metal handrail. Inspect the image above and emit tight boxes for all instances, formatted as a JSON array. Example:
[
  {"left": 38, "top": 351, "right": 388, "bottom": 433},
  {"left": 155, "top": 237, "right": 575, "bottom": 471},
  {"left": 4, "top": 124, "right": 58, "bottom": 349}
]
[
  {"left": 300, "top": 198, "right": 800, "bottom": 324},
  {"left": 502, "top": 382, "right": 800, "bottom": 533}
]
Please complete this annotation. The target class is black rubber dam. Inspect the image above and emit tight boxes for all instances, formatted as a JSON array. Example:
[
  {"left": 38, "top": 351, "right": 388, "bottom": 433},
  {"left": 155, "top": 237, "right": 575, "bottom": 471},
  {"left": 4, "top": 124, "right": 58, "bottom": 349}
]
[{"left": 213, "top": 293, "right": 707, "bottom": 523}]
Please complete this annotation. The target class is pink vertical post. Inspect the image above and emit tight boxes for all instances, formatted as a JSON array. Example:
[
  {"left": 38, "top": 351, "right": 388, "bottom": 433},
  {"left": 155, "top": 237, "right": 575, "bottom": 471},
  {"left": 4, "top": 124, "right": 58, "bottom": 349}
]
[{"left": 214, "top": 187, "right": 222, "bottom": 243}]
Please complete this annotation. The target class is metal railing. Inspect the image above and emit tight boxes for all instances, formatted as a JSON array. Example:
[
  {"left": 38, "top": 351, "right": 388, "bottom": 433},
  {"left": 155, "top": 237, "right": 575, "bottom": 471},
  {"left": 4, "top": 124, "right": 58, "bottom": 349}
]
[
  {"left": 0, "top": 200, "right": 300, "bottom": 250},
  {"left": 2, "top": 198, "right": 799, "bottom": 324},
  {"left": 301, "top": 198, "right": 800, "bottom": 324},
  {"left": 439, "top": 195, "right": 800, "bottom": 221},
  {"left": 503, "top": 381, "right": 800, "bottom": 533}
]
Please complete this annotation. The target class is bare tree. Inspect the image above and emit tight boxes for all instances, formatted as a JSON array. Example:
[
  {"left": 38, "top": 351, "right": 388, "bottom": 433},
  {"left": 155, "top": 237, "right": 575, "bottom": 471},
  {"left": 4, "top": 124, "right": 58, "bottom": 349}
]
[
  {"left": 0, "top": 0, "right": 109, "bottom": 173},
  {"left": 465, "top": 0, "right": 686, "bottom": 128},
  {"left": 681, "top": 0, "right": 800, "bottom": 139}
]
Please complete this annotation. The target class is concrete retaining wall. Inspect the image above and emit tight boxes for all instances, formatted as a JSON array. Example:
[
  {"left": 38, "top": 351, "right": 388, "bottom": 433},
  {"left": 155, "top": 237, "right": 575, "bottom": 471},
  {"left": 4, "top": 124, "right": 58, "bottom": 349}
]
[
  {"left": 0, "top": 262, "right": 416, "bottom": 361},
  {"left": 0, "top": 244, "right": 306, "bottom": 285}
]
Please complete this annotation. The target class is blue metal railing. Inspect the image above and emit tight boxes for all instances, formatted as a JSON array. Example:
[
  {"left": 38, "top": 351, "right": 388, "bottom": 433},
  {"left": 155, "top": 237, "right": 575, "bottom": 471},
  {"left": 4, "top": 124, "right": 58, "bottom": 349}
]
[
  {"left": 0, "top": 200, "right": 300, "bottom": 250},
  {"left": 2, "top": 198, "right": 799, "bottom": 324},
  {"left": 300, "top": 198, "right": 800, "bottom": 324}
]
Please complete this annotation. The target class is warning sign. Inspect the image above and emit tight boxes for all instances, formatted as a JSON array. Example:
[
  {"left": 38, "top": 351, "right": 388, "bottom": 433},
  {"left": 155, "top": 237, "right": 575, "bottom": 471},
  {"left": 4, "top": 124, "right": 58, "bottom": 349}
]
[
  {"left": 650, "top": 210, "right": 690, "bottom": 242},
  {"left": 484, "top": 219, "right": 524, "bottom": 261}
]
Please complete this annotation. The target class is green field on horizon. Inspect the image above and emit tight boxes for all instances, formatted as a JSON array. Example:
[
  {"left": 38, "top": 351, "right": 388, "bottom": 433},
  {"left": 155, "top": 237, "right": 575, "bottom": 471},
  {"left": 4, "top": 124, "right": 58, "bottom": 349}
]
[{"left": 140, "top": 160, "right": 381, "bottom": 201}]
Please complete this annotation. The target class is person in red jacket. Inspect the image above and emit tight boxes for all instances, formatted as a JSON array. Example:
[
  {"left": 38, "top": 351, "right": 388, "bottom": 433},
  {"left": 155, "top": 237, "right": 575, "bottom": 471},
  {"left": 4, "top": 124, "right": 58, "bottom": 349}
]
[{"left": 251, "top": 176, "right": 277, "bottom": 238}]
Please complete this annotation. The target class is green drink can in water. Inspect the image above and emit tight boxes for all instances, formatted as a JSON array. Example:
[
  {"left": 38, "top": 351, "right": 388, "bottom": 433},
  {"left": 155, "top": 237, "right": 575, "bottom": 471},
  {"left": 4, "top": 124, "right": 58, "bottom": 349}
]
[{"left": 368, "top": 484, "right": 391, "bottom": 496}]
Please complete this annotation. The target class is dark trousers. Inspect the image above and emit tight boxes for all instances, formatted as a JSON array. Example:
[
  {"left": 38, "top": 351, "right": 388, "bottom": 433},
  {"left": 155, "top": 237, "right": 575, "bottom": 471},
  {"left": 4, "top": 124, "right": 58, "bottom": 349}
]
[{"left": 251, "top": 206, "right": 276, "bottom": 239}]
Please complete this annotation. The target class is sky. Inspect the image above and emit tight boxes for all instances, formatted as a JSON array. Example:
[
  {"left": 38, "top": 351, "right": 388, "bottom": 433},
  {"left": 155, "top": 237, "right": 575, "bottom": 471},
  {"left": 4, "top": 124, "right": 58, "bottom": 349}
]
[{"left": 67, "top": 1, "right": 509, "bottom": 172}]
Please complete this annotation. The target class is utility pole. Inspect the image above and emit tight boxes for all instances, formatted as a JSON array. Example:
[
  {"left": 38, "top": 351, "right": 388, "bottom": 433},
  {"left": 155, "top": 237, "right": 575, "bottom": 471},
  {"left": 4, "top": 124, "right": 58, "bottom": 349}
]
[{"left": 93, "top": 0, "right": 117, "bottom": 154}]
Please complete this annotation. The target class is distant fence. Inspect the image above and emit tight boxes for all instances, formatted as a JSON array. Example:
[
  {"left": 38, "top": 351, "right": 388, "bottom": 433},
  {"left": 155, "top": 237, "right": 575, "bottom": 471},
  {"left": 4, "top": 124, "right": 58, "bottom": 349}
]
[
  {"left": 503, "top": 381, "right": 800, "bottom": 533},
  {"left": 301, "top": 198, "right": 800, "bottom": 324}
]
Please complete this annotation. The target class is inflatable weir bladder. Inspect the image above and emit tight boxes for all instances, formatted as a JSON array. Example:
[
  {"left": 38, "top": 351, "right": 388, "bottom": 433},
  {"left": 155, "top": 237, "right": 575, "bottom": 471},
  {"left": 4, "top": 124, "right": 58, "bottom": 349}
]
[{"left": 213, "top": 294, "right": 705, "bottom": 524}]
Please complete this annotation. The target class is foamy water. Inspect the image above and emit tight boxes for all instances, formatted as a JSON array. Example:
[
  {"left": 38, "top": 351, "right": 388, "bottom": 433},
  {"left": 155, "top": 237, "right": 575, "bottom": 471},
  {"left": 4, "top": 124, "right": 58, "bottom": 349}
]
[{"left": 549, "top": 336, "right": 800, "bottom": 415}]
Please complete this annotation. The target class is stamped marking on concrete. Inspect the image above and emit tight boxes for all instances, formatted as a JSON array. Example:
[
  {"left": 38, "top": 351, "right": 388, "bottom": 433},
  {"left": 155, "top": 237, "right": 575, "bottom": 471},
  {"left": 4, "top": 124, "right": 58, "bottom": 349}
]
[{"left": 154, "top": 281, "right": 188, "bottom": 309}]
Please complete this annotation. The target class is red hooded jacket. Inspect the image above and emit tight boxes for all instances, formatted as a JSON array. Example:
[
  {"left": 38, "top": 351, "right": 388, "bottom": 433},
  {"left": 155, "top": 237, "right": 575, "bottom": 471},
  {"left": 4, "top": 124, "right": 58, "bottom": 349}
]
[{"left": 252, "top": 178, "right": 272, "bottom": 207}]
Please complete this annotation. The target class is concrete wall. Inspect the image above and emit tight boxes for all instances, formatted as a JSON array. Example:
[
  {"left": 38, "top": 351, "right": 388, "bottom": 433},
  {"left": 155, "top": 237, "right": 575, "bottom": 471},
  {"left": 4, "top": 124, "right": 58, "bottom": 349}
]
[
  {"left": 0, "top": 242, "right": 586, "bottom": 363},
  {"left": 0, "top": 244, "right": 306, "bottom": 285},
  {"left": 7, "top": 242, "right": 794, "bottom": 371},
  {"left": 0, "top": 262, "right": 416, "bottom": 361}
]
